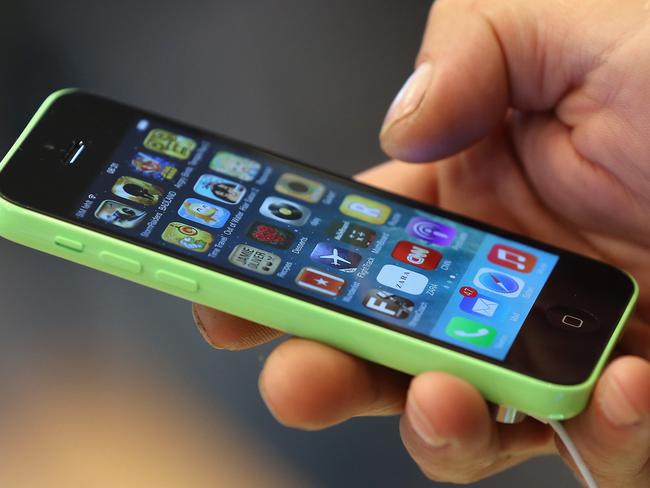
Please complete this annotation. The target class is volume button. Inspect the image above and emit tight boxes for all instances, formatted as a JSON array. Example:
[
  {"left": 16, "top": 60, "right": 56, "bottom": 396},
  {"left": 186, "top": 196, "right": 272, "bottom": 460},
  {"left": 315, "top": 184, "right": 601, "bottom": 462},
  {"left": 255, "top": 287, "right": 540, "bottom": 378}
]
[
  {"left": 54, "top": 236, "right": 84, "bottom": 252},
  {"left": 99, "top": 251, "right": 142, "bottom": 274}
]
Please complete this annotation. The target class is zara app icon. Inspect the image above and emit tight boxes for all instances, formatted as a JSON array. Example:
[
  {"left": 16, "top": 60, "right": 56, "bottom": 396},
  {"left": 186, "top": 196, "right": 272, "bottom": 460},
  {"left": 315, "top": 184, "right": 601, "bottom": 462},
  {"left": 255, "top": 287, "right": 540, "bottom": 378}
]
[{"left": 376, "top": 264, "right": 428, "bottom": 295}]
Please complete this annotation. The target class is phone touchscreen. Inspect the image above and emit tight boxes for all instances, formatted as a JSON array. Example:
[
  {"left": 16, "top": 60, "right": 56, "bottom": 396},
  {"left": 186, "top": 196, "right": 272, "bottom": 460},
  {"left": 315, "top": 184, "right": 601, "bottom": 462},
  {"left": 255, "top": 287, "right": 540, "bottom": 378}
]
[{"left": 71, "top": 118, "right": 559, "bottom": 361}]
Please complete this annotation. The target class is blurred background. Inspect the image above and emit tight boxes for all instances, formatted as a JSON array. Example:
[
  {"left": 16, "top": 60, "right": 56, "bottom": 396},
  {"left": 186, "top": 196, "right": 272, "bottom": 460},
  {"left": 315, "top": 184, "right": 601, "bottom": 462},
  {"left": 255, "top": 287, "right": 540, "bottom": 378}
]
[{"left": 0, "top": 1, "right": 578, "bottom": 487}]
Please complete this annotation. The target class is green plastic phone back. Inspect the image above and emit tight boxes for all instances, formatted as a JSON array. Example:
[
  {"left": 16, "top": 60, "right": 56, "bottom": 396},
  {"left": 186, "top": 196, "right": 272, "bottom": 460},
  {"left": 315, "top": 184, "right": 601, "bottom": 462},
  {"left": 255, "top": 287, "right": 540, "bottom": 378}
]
[{"left": 0, "top": 89, "right": 639, "bottom": 420}]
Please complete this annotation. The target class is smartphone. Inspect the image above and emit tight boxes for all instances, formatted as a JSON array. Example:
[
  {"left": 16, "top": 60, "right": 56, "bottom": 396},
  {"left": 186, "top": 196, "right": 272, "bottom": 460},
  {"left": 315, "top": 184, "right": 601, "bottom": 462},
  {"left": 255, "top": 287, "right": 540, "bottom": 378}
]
[{"left": 0, "top": 90, "right": 637, "bottom": 420}]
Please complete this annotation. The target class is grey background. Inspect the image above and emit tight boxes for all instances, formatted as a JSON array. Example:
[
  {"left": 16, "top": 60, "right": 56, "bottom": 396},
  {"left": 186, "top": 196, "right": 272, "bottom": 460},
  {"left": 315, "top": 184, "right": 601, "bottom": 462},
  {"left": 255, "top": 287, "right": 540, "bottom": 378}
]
[{"left": 0, "top": 1, "right": 577, "bottom": 486}]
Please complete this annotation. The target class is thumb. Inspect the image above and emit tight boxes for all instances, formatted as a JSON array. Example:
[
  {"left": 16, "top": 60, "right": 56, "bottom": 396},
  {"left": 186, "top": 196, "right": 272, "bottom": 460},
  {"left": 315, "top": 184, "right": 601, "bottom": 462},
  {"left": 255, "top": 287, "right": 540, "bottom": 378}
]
[
  {"left": 379, "top": 0, "right": 577, "bottom": 162},
  {"left": 565, "top": 356, "right": 650, "bottom": 487}
]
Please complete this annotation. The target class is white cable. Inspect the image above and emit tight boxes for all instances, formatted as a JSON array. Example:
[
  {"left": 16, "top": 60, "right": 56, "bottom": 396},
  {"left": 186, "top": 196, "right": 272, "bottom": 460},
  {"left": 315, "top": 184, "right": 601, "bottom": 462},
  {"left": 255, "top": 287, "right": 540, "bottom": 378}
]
[{"left": 548, "top": 420, "right": 599, "bottom": 488}]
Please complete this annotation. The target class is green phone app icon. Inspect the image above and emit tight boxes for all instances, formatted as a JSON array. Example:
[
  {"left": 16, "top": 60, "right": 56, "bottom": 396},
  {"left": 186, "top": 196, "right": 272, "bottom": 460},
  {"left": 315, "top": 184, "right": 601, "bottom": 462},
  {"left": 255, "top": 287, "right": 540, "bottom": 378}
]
[{"left": 446, "top": 317, "right": 497, "bottom": 347}]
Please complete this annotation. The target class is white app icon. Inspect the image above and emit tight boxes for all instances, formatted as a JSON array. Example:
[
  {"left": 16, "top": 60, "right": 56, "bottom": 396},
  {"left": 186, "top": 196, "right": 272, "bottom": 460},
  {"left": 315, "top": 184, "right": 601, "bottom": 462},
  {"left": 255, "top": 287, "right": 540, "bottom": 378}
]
[
  {"left": 259, "top": 196, "right": 311, "bottom": 226},
  {"left": 473, "top": 267, "right": 524, "bottom": 298},
  {"left": 376, "top": 264, "right": 428, "bottom": 295},
  {"left": 471, "top": 297, "right": 498, "bottom": 317}
]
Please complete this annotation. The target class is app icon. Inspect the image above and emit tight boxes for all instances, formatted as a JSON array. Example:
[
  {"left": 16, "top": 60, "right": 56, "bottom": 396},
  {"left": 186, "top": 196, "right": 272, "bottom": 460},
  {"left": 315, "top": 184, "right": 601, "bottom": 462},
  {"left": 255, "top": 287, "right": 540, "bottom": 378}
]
[
  {"left": 193, "top": 174, "right": 246, "bottom": 205},
  {"left": 111, "top": 176, "right": 164, "bottom": 206},
  {"left": 94, "top": 199, "right": 146, "bottom": 228},
  {"left": 162, "top": 222, "right": 213, "bottom": 252},
  {"left": 460, "top": 294, "right": 502, "bottom": 318},
  {"left": 445, "top": 317, "right": 497, "bottom": 347},
  {"left": 275, "top": 173, "right": 326, "bottom": 203},
  {"left": 246, "top": 221, "right": 296, "bottom": 249},
  {"left": 473, "top": 267, "right": 524, "bottom": 298},
  {"left": 310, "top": 243, "right": 362, "bottom": 273},
  {"left": 143, "top": 128, "right": 197, "bottom": 160},
  {"left": 488, "top": 244, "right": 537, "bottom": 273},
  {"left": 326, "top": 219, "right": 376, "bottom": 248},
  {"left": 339, "top": 195, "right": 391, "bottom": 225},
  {"left": 376, "top": 264, "right": 428, "bottom": 295},
  {"left": 259, "top": 196, "right": 311, "bottom": 226},
  {"left": 295, "top": 267, "right": 346, "bottom": 297},
  {"left": 130, "top": 152, "right": 178, "bottom": 181},
  {"left": 178, "top": 198, "right": 230, "bottom": 228},
  {"left": 209, "top": 151, "right": 261, "bottom": 182},
  {"left": 406, "top": 217, "right": 456, "bottom": 246},
  {"left": 391, "top": 240, "right": 442, "bottom": 270},
  {"left": 362, "top": 290, "right": 414, "bottom": 319},
  {"left": 228, "top": 244, "right": 281, "bottom": 275}
]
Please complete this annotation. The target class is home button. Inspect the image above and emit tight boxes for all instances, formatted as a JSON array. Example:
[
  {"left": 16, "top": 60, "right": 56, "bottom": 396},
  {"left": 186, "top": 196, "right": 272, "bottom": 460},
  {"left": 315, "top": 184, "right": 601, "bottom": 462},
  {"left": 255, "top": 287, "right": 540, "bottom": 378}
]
[
  {"left": 546, "top": 306, "right": 599, "bottom": 333},
  {"left": 562, "top": 314, "right": 584, "bottom": 329}
]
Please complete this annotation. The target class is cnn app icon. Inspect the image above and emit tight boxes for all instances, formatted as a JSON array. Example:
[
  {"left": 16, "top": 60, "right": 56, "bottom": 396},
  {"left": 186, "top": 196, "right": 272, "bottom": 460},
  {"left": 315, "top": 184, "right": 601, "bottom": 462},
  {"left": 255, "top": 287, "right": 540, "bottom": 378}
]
[{"left": 391, "top": 240, "right": 442, "bottom": 270}]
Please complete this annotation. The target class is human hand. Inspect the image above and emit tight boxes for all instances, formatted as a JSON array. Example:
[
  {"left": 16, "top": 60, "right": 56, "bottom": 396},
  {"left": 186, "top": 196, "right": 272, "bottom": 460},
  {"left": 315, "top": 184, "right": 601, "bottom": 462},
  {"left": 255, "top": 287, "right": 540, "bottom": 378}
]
[{"left": 193, "top": 0, "right": 650, "bottom": 485}]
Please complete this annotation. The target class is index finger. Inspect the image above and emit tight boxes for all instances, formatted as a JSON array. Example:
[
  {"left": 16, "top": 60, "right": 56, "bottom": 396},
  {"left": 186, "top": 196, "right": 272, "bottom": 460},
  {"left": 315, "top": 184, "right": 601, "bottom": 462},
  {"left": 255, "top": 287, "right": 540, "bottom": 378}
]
[
  {"left": 380, "top": 0, "right": 589, "bottom": 162},
  {"left": 192, "top": 304, "right": 282, "bottom": 350}
]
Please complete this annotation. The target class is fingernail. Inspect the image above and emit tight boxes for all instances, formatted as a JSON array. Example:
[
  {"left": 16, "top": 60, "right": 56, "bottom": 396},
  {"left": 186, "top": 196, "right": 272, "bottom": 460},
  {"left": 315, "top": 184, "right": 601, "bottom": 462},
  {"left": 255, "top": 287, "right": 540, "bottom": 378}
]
[
  {"left": 406, "top": 398, "right": 448, "bottom": 448},
  {"left": 381, "top": 62, "right": 433, "bottom": 136},
  {"left": 192, "top": 305, "right": 222, "bottom": 349},
  {"left": 599, "top": 374, "right": 642, "bottom": 427}
]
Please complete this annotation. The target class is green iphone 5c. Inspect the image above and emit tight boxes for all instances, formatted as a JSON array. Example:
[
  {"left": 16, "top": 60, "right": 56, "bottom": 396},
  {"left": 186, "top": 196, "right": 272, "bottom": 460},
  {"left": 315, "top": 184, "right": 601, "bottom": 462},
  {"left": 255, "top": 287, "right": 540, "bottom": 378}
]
[{"left": 0, "top": 90, "right": 638, "bottom": 420}]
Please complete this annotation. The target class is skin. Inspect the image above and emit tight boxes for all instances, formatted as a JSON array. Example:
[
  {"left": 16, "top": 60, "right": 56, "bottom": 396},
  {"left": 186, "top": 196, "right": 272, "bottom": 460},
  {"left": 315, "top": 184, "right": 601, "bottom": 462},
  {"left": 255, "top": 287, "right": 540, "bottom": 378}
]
[{"left": 193, "top": 1, "right": 650, "bottom": 485}]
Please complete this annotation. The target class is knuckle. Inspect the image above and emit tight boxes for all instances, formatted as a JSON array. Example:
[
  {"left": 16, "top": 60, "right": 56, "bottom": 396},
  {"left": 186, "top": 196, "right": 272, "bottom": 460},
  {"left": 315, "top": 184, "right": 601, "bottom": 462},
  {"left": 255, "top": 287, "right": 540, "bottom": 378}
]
[{"left": 418, "top": 0, "right": 497, "bottom": 65}]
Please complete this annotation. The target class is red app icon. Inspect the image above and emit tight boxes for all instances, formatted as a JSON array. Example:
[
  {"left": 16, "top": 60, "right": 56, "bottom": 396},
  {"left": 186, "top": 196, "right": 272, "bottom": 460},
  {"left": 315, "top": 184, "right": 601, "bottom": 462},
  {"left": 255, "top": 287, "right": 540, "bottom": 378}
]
[
  {"left": 295, "top": 267, "right": 346, "bottom": 297},
  {"left": 391, "top": 240, "right": 442, "bottom": 270},
  {"left": 488, "top": 244, "right": 537, "bottom": 273}
]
